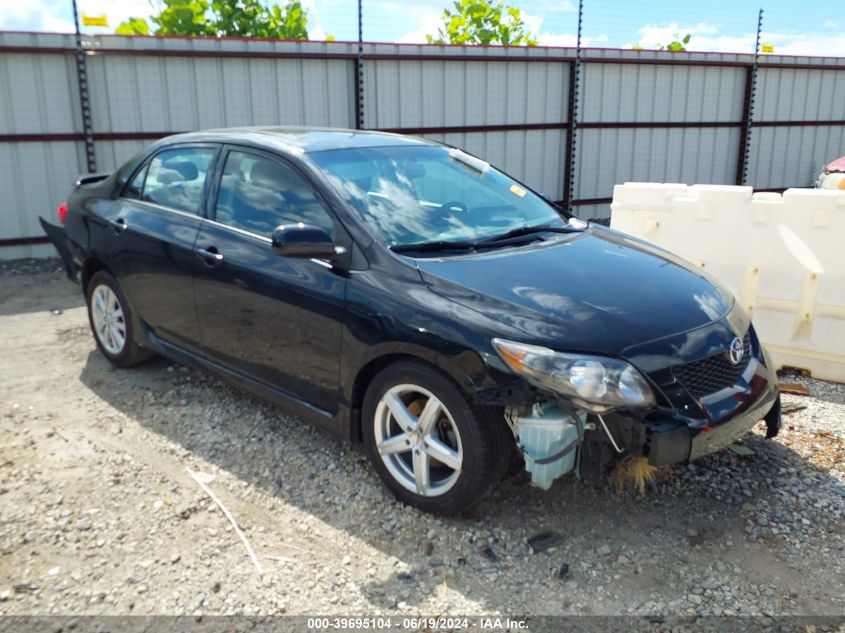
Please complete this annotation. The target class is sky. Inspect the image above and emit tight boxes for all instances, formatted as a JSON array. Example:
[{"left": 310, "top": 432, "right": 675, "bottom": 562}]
[{"left": 0, "top": 0, "right": 842, "bottom": 57}]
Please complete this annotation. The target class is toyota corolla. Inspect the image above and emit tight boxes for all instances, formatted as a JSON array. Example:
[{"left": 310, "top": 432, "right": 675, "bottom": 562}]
[{"left": 41, "top": 127, "right": 781, "bottom": 514}]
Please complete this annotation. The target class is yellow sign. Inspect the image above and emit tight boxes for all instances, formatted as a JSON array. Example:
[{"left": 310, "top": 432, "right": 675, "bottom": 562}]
[
  {"left": 761, "top": 43, "right": 774, "bottom": 53},
  {"left": 81, "top": 15, "right": 108, "bottom": 27}
]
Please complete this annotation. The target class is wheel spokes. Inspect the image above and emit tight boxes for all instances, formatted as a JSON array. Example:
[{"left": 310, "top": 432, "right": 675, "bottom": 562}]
[
  {"left": 412, "top": 448, "right": 430, "bottom": 495},
  {"left": 375, "top": 384, "right": 464, "bottom": 498},
  {"left": 377, "top": 433, "right": 412, "bottom": 456},
  {"left": 424, "top": 436, "right": 462, "bottom": 471},
  {"left": 95, "top": 289, "right": 107, "bottom": 316},
  {"left": 384, "top": 391, "right": 416, "bottom": 433},
  {"left": 111, "top": 325, "right": 126, "bottom": 349},
  {"left": 416, "top": 396, "right": 442, "bottom": 435}
]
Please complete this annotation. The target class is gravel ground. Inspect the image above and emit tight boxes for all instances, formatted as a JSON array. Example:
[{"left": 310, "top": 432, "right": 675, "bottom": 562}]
[{"left": 0, "top": 260, "right": 844, "bottom": 619}]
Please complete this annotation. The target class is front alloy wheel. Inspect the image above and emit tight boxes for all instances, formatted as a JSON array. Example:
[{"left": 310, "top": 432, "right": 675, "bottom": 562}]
[
  {"left": 363, "top": 361, "right": 512, "bottom": 514},
  {"left": 374, "top": 384, "right": 464, "bottom": 497}
]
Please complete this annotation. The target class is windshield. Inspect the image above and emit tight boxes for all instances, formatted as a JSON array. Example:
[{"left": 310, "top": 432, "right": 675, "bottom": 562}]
[{"left": 309, "top": 145, "right": 566, "bottom": 248}]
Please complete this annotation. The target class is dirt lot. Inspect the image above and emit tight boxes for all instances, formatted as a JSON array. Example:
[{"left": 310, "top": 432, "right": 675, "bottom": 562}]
[{"left": 1, "top": 262, "right": 844, "bottom": 619}]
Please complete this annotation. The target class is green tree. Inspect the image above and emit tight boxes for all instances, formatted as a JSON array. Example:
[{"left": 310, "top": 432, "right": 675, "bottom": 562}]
[
  {"left": 426, "top": 0, "right": 538, "bottom": 46},
  {"left": 116, "top": 0, "right": 309, "bottom": 40},
  {"left": 115, "top": 17, "right": 150, "bottom": 35},
  {"left": 658, "top": 33, "right": 691, "bottom": 52}
]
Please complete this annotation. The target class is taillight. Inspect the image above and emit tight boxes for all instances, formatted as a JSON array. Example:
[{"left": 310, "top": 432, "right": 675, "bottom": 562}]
[{"left": 58, "top": 203, "right": 68, "bottom": 224}]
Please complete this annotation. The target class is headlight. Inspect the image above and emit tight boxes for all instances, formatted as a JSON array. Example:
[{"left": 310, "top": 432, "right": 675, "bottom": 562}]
[{"left": 491, "top": 338, "right": 656, "bottom": 411}]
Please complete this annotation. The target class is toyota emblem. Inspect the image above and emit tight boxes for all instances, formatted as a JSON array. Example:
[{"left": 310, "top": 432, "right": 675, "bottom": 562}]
[{"left": 728, "top": 336, "right": 744, "bottom": 365}]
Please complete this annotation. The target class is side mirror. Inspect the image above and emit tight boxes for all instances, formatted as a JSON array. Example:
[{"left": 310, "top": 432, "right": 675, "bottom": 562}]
[{"left": 271, "top": 223, "right": 339, "bottom": 259}]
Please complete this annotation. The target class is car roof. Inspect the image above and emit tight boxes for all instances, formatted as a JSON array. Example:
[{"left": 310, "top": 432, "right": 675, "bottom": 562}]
[{"left": 158, "top": 126, "right": 439, "bottom": 155}]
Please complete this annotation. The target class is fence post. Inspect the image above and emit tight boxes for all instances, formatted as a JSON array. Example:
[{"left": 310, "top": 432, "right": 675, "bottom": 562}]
[
  {"left": 564, "top": 0, "right": 583, "bottom": 213},
  {"left": 71, "top": 0, "right": 96, "bottom": 173},
  {"left": 735, "top": 8, "right": 763, "bottom": 186},
  {"left": 354, "top": 0, "right": 364, "bottom": 130}
]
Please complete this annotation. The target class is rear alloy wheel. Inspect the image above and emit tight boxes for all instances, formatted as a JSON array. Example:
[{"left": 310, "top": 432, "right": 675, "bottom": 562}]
[
  {"left": 91, "top": 284, "right": 126, "bottom": 355},
  {"left": 86, "top": 271, "right": 153, "bottom": 367},
  {"left": 363, "top": 361, "right": 511, "bottom": 514}
]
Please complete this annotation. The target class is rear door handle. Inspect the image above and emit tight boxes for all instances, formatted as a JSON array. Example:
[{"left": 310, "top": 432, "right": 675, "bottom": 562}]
[
  {"left": 195, "top": 246, "right": 224, "bottom": 268},
  {"left": 108, "top": 218, "right": 128, "bottom": 233}
]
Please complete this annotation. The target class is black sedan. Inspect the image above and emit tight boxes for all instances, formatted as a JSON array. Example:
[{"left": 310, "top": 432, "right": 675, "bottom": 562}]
[{"left": 42, "top": 127, "right": 781, "bottom": 514}]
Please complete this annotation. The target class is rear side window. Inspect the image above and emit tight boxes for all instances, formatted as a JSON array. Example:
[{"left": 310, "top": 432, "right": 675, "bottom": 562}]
[
  {"left": 126, "top": 147, "right": 216, "bottom": 214},
  {"left": 214, "top": 150, "right": 333, "bottom": 238}
]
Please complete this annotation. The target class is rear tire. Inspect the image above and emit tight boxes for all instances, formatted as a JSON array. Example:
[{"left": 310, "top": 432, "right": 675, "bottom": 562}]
[
  {"left": 362, "top": 360, "right": 512, "bottom": 514},
  {"left": 86, "top": 271, "right": 153, "bottom": 368}
]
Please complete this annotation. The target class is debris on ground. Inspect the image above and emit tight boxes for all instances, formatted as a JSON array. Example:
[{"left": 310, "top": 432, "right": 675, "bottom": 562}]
[
  {"left": 779, "top": 383, "right": 812, "bottom": 396},
  {"left": 527, "top": 531, "right": 564, "bottom": 554},
  {"left": 611, "top": 456, "right": 660, "bottom": 495}
]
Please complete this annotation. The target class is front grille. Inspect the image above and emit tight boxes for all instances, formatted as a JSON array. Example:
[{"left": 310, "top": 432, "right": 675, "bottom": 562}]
[{"left": 672, "top": 330, "right": 753, "bottom": 399}]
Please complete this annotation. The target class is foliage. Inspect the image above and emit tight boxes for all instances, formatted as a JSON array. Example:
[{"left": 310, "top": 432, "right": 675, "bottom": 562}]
[
  {"left": 115, "top": 17, "right": 150, "bottom": 35},
  {"left": 115, "top": 0, "right": 310, "bottom": 40},
  {"left": 658, "top": 33, "right": 691, "bottom": 52},
  {"left": 426, "top": 0, "right": 538, "bottom": 46},
  {"left": 632, "top": 32, "right": 691, "bottom": 52}
]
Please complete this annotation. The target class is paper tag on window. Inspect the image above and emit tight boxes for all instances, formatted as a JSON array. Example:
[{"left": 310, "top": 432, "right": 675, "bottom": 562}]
[{"left": 509, "top": 184, "right": 526, "bottom": 197}]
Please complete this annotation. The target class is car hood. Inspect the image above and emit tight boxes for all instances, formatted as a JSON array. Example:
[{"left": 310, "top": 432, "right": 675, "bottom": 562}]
[{"left": 415, "top": 226, "right": 735, "bottom": 357}]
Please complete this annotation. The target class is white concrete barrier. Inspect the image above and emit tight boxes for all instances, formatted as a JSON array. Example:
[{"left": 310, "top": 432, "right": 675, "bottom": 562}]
[{"left": 610, "top": 183, "right": 845, "bottom": 383}]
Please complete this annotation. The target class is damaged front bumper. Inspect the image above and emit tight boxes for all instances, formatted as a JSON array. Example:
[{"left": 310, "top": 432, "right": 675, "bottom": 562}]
[
  {"left": 501, "top": 335, "right": 782, "bottom": 488},
  {"left": 647, "top": 388, "right": 780, "bottom": 465},
  {"left": 508, "top": 386, "right": 781, "bottom": 489}
]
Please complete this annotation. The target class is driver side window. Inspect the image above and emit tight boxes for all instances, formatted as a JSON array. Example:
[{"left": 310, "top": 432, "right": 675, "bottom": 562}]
[{"left": 214, "top": 151, "right": 334, "bottom": 238}]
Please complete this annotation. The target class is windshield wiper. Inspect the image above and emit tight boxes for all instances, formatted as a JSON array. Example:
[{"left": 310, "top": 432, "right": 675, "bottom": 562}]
[
  {"left": 390, "top": 240, "right": 480, "bottom": 254},
  {"left": 477, "top": 222, "right": 584, "bottom": 244},
  {"left": 390, "top": 222, "right": 586, "bottom": 254}
]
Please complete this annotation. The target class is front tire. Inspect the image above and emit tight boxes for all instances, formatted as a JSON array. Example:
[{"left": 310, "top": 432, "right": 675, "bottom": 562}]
[
  {"left": 362, "top": 361, "right": 512, "bottom": 514},
  {"left": 86, "top": 271, "right": 153, "bottom": 367}
]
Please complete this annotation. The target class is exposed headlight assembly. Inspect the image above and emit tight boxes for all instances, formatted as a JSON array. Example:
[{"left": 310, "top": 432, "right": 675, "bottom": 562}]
[{"left": 492, "top": 338, "right": 656, "bottom": 412}]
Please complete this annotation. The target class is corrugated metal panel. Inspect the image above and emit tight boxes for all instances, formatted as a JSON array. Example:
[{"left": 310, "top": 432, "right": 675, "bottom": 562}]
[
  {"left": 88, "top": 55, "right": 353, "bottom": 132},
  {"left": 0, "top": 141, "right": 84, "bottom": 239},
  {"left": 360, "top": 42, "right": 575, "bottom": 61},
  {"left": 755, "top": 68, "right": 845, "bottom": 121},
  {"left": 580, "top": 63, "right": 745, "bottom": 122},
  {"left": 421, "top": 129, "right": 565, "bottom": 199},
  {"left": 747, "top": 125, "right": 845, "bottom": 189},
  {"left": 0, "top": 244, "right": 56, "bottom": 260},
  {"left": 572, "top": 203, "right": 610, "bottom": 221},
  {"left": 575, "top": 128, "right": 740, "bottom": 200},
  {"left": 3, "top": 34, "right": 845, "bottom": 259},
  {"left": 364, "top": 60, "right": 567, "bottom": 128},
  {"left": 0, "top": 52, "right": 79, "bottom": 134},
  {"left": 94, "top": 140, "right": 152, "bottom": 173}
]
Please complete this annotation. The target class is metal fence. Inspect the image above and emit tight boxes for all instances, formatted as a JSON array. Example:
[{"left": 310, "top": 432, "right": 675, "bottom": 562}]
[{"left": 1, "top": 31, "right": 844, "bottom": 258}]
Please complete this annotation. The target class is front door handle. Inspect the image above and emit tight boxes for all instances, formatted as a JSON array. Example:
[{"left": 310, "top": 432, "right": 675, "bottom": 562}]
[
  {"left": 108, "top": 218, "right": 128, "bottom": 234},
  {"left": 195, "top": 246, "right": 224, "bottom": 268}
]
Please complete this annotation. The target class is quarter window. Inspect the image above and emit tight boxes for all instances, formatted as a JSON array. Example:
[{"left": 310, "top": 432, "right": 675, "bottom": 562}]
[
  {"left": 214, "top": 151, "right": 333, "bottom": 238},
  {"left": 131, "top": 147, "right": 216, "bottom": 214},
  {"left": 123, "top": 161, "right": 148, "bottom": 201}
]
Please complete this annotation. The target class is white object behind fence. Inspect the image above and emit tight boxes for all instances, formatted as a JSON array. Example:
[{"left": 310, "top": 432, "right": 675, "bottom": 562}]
[{"left": 610, "top": 183, "right": 845, "bottom": 383}]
